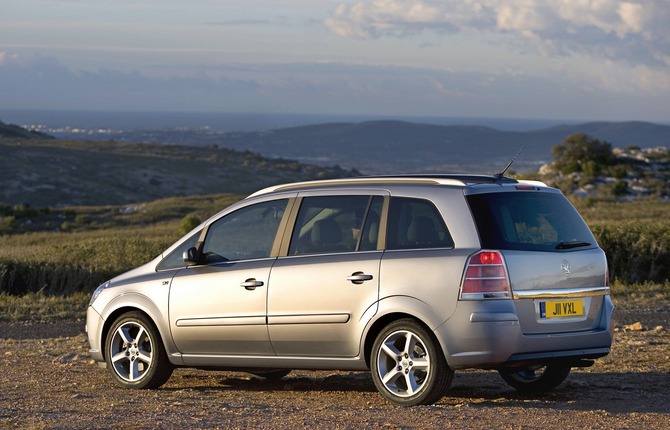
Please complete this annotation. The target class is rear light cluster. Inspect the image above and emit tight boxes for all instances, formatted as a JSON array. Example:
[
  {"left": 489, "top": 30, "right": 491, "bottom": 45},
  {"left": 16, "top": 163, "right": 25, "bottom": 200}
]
[{"left": 460, "top": 250, "right": 511, "bottom": 300}]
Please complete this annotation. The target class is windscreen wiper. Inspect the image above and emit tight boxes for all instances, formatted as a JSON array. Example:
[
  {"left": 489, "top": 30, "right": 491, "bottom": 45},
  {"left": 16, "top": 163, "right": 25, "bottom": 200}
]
[{"left": 555, "top": 241, "right": 592, "bottom": 250}]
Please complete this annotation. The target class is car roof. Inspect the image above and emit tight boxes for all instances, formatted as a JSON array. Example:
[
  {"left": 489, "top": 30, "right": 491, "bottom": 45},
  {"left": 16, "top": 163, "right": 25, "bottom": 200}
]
[{"left": 246, "top": 174, "right": 547, "bottom": 198}]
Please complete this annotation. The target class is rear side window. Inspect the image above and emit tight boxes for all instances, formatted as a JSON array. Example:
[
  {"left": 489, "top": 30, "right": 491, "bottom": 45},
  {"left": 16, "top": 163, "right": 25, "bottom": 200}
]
[
  {"left": 466, "top": 192, "right": 596, "bottom": 252},
  {"left": 386, "top": 197, "right": 454, "bottom": 250}
]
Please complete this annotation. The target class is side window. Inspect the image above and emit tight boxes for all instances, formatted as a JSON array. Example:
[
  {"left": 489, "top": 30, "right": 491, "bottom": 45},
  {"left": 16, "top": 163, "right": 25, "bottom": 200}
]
[
  {"left": 386, "top": 197, "right": 454, "bottom": 250},
  {"left": 202, "top": 199, "right": 288, "bottom": 263},
  {"left": 289, "top": 195, "right": 379, "bottom": 255},
  {"left": 156, "top": 229, "right": 201, "bottom": 271}
]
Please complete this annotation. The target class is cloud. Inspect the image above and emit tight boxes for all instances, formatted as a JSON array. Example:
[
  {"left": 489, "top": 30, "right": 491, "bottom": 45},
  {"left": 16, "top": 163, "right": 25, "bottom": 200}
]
[
  {"left": 0, "top": 52, "right": 667, "bottom": 121},
  {"left": 325, "top": 0, "right": 670, "bottom": 67}
]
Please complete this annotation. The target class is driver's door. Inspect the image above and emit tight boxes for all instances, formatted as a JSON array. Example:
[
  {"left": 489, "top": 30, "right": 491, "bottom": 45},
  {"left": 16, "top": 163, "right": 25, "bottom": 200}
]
[{"left": 169, "top": 198, "right": 289, "bottom": 357}]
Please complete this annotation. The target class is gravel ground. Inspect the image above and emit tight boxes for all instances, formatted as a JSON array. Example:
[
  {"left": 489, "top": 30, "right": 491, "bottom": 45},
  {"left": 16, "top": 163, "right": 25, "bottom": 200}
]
[{"left": 1, "top": 309, "right": 669, "bottom": 429}]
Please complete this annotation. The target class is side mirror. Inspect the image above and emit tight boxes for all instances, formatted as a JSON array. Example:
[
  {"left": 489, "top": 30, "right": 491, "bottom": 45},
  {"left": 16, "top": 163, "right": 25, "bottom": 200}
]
[{"left": 183, "top": 247, "right": 202, "bottom": 266}]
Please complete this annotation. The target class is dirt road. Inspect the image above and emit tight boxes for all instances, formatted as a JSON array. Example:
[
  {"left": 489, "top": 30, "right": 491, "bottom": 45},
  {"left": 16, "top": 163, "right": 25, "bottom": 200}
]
[{"left": 1, "top": 313, "right": 669, "bottom": 429}]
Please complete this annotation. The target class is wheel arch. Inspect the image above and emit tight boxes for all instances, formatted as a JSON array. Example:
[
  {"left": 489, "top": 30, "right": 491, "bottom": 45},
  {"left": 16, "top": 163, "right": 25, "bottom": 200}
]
[
  {"left": 364, "top": 312, "right": 415, "bottom": 368},
  {"left": 363, "top": 296, "right": 450, "bottom": 368},
  {"left": 363, "top": 310, "right": 448, "bottom": 368},
  {"left": 98, "top": 295, "right": 178, "bottom": 365}
]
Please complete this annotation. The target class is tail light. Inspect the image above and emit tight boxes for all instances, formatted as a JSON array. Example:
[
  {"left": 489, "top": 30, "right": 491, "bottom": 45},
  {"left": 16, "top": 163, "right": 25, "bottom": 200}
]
[{"left": 460, "top": 250, "right": 511, "bottom": 300}]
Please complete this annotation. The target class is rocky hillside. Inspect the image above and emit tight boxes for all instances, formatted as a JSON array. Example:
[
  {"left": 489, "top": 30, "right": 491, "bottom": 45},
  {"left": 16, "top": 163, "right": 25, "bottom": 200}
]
[
  {"left": 0, "top": 138, "right": 359, "bottom": 207},
  {"left": 535, "top": 145, "right": 670, "bottom": 200}
]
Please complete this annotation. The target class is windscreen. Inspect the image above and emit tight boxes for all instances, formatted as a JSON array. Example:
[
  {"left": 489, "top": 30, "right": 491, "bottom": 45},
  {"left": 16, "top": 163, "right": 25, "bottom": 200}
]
[{"left": 466, "top": 191, "right": 597, "bottom": 252}]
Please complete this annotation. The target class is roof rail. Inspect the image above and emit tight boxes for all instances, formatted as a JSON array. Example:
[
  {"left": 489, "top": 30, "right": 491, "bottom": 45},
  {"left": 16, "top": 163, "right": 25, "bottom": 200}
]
[
  {"left": 366, "top": 174, "right": 519, "bottom": 184},
  {"left": 246, "top": 176, "right": 471, "bottom": 198},
  {"left": 246, "top": 174, "right": 548, "bottom": 199}
]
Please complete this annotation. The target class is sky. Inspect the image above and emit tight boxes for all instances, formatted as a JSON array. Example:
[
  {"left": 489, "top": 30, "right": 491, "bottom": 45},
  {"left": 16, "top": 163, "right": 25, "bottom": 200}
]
[{"left": 1, "top": 0, "right": 669, "bottom": 122}]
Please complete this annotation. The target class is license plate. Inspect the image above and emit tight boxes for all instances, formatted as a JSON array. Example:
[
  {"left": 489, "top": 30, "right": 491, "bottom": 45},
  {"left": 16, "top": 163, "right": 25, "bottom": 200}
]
[{"left": 540, "top": 300, "right": 584, "bottom": 319}]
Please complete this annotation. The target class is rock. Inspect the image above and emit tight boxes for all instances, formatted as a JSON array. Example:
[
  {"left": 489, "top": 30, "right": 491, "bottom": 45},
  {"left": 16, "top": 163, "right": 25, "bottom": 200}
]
[{"left": 624, "top": 322, "right": 644, "bottom": 331}]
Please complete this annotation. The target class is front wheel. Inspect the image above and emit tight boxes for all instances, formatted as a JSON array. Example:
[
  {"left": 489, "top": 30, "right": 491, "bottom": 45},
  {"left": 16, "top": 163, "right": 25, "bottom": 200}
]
[
  {"left": 371, "top": 319, "right": 453, "bottom": 406},
  {"left": 105, "top": 311, "right": 173, "bottom": 389},
  {"left": 498, "top": 364, "right": 571, "bottom": 394}
]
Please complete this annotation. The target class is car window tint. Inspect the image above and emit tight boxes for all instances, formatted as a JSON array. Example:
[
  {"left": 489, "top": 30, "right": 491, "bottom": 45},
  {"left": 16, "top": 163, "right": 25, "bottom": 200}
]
[
  {"left": 386, "top": 197, "right": 454, "bottom": 250},
  {"left": 156, "top": 229, "right": 201, "bottom": 271},
  {"left": 466, "top": 192, "right": 596, "bottom": 252},
  {"left": 289, "top": 195, "right": 374, "bottom": 255},
  {"left": 202, "top": 199, "right": 288, "bottom": 263}
]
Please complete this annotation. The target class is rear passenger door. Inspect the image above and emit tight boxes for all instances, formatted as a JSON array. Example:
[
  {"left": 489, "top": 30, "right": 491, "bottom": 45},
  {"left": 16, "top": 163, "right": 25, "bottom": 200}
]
[
  {"left": 267, "top": 192, "right": 386, "bottom": 357},
  {"left": 379, "top": 197, "right": 462, "bottom": 324}
]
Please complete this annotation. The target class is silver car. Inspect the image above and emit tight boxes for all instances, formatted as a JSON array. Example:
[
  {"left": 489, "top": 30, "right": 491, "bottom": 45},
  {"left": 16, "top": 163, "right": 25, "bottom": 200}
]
[{"left": 86, "top": 174, "right": 614, "bottom": 406}]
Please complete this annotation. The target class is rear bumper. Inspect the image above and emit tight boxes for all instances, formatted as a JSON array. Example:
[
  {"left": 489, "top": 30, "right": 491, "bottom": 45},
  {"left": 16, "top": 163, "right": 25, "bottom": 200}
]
[
  {"left": 436, "top": 296, "right": 614, "bottom": 370},
  {"left": 504, "top": 347, "right": 610, "bottom": 368}
]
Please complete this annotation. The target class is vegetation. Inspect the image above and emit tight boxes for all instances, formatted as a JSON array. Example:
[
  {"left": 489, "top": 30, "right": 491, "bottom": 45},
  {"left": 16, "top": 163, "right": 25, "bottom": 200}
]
[
  {"left": 591, "top": 221, "right": 669, "bottom": 284},
  {"left": 524, "top": 135, "right": 670, "bottom": 283},
  {"left": 0, "top": 194, "right": 243, "bottom": 297},
  {"left": 1, "top": 194, "right": 241, "bottom": 235},
  {"left": 0, "top": 125, "right": 667, "bottom": 322},
  {"left": 551, "top": 133, "right": 613, "bottom": 176},
  {"left": 0, "top": 292, "right": 89, "bottom": 321},
  {"left": 536, "top": 133, "right": 670, "bottom": 199},
  {"left": 0, "top": 137, "right": 359, "bottom": 207},
  {"left": 609, "top": 280, "right": 670, "bottom": 310},
  {"left": 1, "top": 193, "right": 668, "bottom": 301}
]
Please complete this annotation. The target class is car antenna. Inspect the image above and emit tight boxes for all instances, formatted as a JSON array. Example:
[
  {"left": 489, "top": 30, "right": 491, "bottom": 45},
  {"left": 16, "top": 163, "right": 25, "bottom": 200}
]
[{"left": 495, "top": 145, "right": 525, "bottom": 179}]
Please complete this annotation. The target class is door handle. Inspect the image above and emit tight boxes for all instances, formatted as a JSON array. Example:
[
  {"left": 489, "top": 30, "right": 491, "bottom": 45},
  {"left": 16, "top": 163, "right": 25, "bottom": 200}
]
[
  {"left": 240, "top": 278, "right": 264, "bottom": 290},
  {"left": 347, "top": 272, "right": 373, "bottom": 285}
]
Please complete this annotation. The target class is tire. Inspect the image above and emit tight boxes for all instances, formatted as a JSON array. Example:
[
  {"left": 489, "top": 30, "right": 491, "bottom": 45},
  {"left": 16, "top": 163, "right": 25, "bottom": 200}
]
[
  {"left": 247, "top": 369, "right": 292, "bottom": 380},
  {"left": 105, "top": 311, "right": 173, "bottom": 389},
  {"left": 498, "top": 364, "right": 571, "bottom": 394},
  {"left": 370, "top": 319, "right": 453, "bottom": 406}
]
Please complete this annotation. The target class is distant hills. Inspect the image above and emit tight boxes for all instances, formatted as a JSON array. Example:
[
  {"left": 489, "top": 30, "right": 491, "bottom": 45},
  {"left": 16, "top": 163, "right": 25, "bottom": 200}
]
[
  {"left": 2, "top": 118, "right": 669, "bottom": 206},
  {"left": 209, "top": 120, "right": 670, "bottom": 174},
  {"left": 86, "top": 119, "right": 670, "bottom": 174}
]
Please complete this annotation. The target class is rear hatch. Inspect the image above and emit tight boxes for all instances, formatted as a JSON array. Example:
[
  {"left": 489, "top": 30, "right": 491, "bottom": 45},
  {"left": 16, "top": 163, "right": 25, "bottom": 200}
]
[{"left": 466, "top": 186, "right": 610, "bottom": 335}]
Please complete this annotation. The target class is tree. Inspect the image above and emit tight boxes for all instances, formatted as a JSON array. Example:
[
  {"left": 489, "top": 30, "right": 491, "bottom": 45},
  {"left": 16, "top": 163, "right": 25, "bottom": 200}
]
[{"left": 551, "top": 133, "right": 613, "bottom": 175}]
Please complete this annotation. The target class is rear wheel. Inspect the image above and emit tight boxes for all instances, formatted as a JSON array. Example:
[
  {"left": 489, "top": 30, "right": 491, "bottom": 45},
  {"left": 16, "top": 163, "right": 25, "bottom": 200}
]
[
  {"left": 498, "top": 364, "right": 571, "bottom": 394},
  {"left": 371, "top": 319, "right": 453, "bottom": 406},
  {"left": 105, "top": 311, "right": 173, "bottom": 389}
]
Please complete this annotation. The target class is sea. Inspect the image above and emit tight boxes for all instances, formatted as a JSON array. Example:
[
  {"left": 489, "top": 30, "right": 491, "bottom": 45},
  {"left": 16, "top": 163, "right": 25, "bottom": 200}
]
[{"left": 0, "top": 109, "right": 580, "bottom": 135}]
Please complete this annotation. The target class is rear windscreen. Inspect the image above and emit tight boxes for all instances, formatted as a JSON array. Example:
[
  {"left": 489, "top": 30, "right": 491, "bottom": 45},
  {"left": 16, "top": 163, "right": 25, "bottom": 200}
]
[{"left": 466, "top": 192, "right": 597, "bottom": 252}]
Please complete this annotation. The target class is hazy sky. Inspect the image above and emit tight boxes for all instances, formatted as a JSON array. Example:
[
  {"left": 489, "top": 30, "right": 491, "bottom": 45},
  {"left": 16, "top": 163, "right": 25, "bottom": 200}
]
[{"left": 1, "top": 0, "right": 668, "bottom": 122}]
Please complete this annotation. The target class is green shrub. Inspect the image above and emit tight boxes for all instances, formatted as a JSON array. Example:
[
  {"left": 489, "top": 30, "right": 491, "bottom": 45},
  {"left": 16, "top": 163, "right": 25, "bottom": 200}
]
[
  {"left": 179, "top": 214, "right": 201, "bottom": 236},
  {"left": 592, "top": 222, "right": 670, "bottom": 283}
]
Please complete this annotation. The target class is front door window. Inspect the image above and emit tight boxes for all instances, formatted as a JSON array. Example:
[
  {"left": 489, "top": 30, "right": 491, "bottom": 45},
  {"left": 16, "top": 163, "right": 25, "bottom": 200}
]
[{"left": 202, "top": 199, "right": 287, "bottom": 263}]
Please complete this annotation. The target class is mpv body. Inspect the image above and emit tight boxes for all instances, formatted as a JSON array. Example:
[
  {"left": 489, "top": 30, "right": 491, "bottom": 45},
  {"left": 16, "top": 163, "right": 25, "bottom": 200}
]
[{"left": 86, "top": 175, "right": 614, "bottom": 406}]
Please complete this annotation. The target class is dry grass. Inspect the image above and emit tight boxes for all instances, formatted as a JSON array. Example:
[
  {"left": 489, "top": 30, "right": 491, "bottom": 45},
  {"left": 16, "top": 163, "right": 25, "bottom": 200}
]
[{"left": 0, "top": 292, "right": 89, "bottom": 321}]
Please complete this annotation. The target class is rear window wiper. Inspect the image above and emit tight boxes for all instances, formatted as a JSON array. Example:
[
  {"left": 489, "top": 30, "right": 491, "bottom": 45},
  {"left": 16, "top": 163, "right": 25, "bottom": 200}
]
[{"left": 555, "top": 241, "right": 592, "bottom": 250}]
